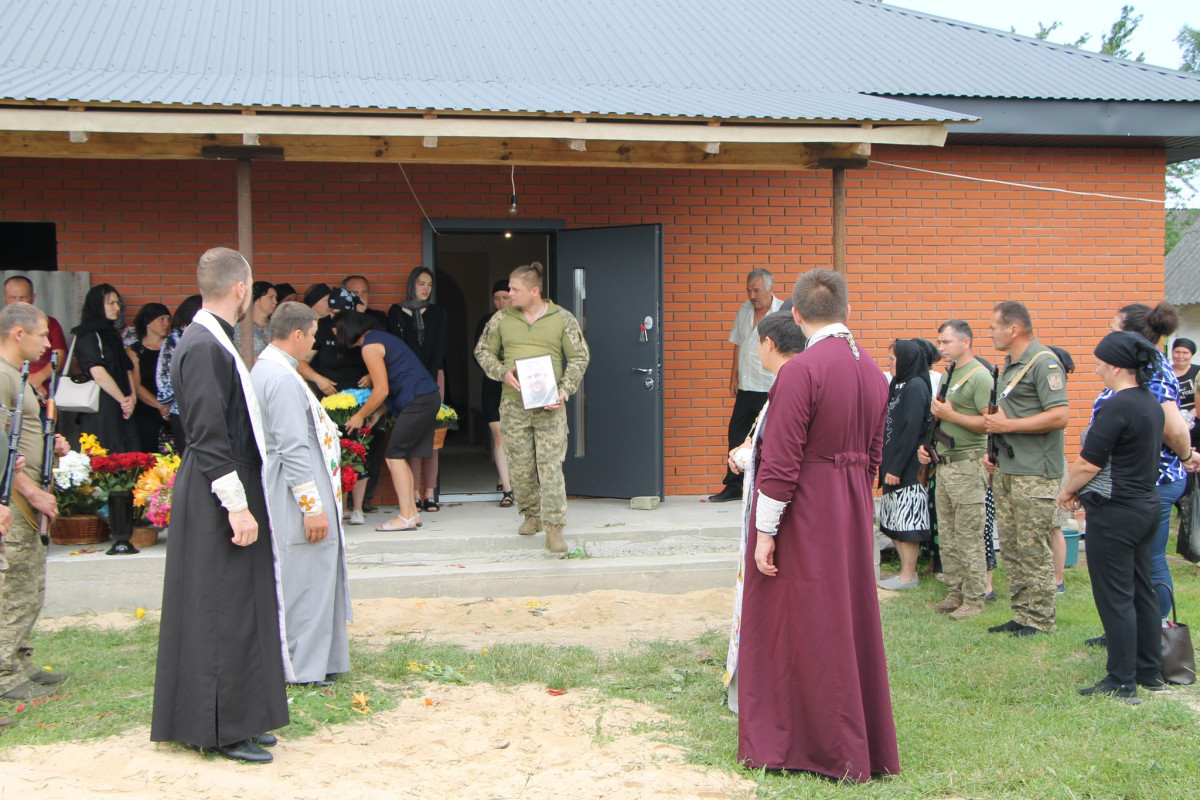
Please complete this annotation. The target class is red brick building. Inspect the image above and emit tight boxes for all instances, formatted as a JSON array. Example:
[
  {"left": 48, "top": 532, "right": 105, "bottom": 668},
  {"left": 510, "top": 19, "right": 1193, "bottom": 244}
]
[{"left": 0, "top": 1, "right": 1196, "bottom": 497}]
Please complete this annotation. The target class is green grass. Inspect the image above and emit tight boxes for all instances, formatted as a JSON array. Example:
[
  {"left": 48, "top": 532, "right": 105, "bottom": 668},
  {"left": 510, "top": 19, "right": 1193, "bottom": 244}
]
[{"left": 4, "top": 558, "right": 1200, "bottom": 798}]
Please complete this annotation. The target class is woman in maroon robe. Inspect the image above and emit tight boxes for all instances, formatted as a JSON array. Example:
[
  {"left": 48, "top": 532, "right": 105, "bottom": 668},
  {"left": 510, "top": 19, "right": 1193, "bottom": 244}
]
[{"left": 737, "top": 268, "right": 900, "bottom": 782}]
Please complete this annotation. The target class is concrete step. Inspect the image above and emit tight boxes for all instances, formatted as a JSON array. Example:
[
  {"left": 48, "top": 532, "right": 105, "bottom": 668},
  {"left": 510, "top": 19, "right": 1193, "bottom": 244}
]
[{"left": 42, "top": 497, "right": 744, "bottom": 617}]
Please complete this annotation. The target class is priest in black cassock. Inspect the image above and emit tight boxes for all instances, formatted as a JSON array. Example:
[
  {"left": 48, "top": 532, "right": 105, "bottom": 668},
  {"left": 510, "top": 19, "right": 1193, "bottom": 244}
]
[{"left": 151, "top": 247, "right": 291, "bottom": 764}]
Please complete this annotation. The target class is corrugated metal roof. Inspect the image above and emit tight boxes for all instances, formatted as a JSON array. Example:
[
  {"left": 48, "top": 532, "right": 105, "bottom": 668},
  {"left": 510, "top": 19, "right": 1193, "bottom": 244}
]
[
  {"left": 0, "top": 0, "right": 1197, "bottom": 117},
  {"left": 1166, "top": 212, "right": 1200, "bottom": 306}
]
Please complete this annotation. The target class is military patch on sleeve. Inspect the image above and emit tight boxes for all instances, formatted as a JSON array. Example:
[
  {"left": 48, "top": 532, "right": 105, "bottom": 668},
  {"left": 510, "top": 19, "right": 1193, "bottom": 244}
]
[{"left": 1047, "top": 373, "right": 1064, "bottom": 391}]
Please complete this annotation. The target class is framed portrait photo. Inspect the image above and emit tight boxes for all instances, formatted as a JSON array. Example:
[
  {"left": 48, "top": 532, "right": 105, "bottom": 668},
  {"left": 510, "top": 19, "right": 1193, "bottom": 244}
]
[{"left": 515, "top": 355, "right": 559, "bottom": 409}]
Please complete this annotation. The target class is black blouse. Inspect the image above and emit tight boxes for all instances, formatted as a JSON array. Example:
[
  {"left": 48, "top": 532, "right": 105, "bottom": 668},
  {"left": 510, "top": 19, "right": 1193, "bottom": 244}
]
[
  {"left": 388, "top": 303, "right": 447, "bottom": 376},
  {"left": 75, "top": 328, "right": 133, "bottom": 394}
]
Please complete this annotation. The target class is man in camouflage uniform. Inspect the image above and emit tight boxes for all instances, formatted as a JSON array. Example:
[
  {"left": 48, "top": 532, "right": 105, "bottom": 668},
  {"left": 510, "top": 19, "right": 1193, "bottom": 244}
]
[
  {"left": 983, "top": 301, "right": 1069, "bottom": 637},
  {"left": 920, "top": 320, "right": 993, "bottom": 621},
  {"left": 475, "top": 262, "right": 590, "bottom": 554},
  {"left": 0, "top": 303, "right": 70, "bottom": 702}
]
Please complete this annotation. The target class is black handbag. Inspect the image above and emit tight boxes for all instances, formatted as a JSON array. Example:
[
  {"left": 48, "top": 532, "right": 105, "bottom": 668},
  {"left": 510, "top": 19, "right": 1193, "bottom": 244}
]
[
  {"left": 1179, "top": 474, "right": 1200, "bottom": 563},
  {"left": 1156, "top": 583, "right": 1196, "bottom": 685}
]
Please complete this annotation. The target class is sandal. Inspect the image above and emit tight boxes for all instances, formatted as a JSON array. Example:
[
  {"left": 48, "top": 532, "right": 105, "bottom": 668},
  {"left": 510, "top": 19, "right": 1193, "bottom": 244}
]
[
  {"left": 423, "top": 498, "right": 440, "bottom": 512},
  {"left": 499, "top": 491, "right": 514, "bottom": 508},
  {"left": 376, "top": 514, "right": 421, "bottom": 532}
]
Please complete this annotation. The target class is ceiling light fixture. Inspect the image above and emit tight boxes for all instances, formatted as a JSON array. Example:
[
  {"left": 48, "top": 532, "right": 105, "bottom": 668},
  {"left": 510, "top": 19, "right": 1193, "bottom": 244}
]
[{"left": 508, "top": 164, "right": 518, "bottom": 216}]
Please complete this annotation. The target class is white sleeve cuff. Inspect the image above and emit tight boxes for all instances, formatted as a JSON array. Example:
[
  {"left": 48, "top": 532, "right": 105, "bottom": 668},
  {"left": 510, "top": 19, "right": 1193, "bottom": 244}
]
[
  {"left": 291, "top": 480, "right": 324, "bottom": 516},
  {"left": 755, "top": 490, "right": 789, "bottom": 535},
  {"left": 211, "top": 471, "right": 248, "bottom": 513}
]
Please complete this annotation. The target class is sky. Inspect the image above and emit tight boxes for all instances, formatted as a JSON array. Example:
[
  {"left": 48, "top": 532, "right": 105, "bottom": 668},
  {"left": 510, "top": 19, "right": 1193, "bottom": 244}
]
[{"left": 887, "top": 0, "right": 1196, "bottom": 70}]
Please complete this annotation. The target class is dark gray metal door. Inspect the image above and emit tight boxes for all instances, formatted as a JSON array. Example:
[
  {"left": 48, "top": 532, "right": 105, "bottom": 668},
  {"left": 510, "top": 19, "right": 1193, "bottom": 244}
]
[{"left": 554, "top": 225, "right": 663, "bottom": 499}]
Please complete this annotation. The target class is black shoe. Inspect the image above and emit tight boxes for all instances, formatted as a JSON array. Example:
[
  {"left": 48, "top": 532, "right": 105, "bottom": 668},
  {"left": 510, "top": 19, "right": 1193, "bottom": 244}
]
[
  {"left": 361, "top": 500, "right": 378, "bottom": 514},
  {"left": 1012, "top": 625, "right": 1042, "bottom": 637},
  {"left": 708, "top": 486, "right": 742, "bottom": 503},
  {"left": 987, "top": 619, "right": 1021, "bottom": 633},
  {"left": 28, "top": 669, "right": 69, "bottom": 686},
  {"left": 1079, "top": 680, "right": 1141, "bottom": 704},
  {"left": 251, "top": 732, "right": 278, "bottom": 747},
  {"left": 1085, "top": 633, "right": 1108, "bottom": 648},
  {"left": 212, "top": 739, "right": 273, "bottom": 763},
  {"left": 1137, "top": 675, "right": 1170, "bottom": 692},
  {"left": 290, "top": 679, "right": 335, "bottom": 688},
  {"left": 985, "top": 591, "right": 997, "bottom": 603}
]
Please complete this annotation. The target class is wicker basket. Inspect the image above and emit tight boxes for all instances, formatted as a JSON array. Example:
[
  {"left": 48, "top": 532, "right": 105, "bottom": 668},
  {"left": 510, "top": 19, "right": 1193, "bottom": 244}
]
[
  {"left": 433, "top": 425, "right": 448, "bottom": 450},
  {"left": 131, "top": 526, "right": 160, "bottom": 548},
  {"left": 49, "top": 514, "right": 110, "bottom": 546}
]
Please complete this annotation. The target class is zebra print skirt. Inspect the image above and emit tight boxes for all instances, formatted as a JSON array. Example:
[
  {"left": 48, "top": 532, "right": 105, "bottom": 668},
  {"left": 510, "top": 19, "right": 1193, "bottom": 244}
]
[{"left": 879, "top": 483, "right": 931, "bottom": 542}]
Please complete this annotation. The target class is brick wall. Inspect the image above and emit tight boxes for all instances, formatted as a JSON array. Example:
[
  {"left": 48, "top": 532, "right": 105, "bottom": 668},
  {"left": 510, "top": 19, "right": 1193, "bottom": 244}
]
[{"left": 0, "top": 145, "right": 1166, "bottom": 494}]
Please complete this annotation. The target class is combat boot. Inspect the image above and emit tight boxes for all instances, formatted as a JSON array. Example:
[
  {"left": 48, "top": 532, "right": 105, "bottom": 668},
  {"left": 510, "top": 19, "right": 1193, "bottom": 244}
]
[
  {"left": 926, "top": 596, "right": 962, "bottom": 614},
  {"left": 545, "top": 524, "right": 568, "bottom": 554},
  {"left": 518, "top": 515, "right": 542, "bottom": 536},
  {"left": 948, "top": 602, "right": 985, "bottom": 621}
]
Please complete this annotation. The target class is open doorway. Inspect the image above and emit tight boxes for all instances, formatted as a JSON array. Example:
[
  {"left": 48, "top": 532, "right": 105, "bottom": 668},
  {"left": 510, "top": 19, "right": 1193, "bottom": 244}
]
[{"left": 434, "top": 229, "right": 551, "bottom": 500}]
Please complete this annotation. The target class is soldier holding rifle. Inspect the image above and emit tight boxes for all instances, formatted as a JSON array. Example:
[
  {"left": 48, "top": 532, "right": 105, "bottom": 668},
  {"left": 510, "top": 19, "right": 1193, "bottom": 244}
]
[
  {"left": 919, "top": 320, "right": 993, "bottom": 621},
  {"left": 0, "top": 302, "right": 72, "bottom": 704},
  {"left": 982, "top": 302, "right": 1069, "bottom": 638}
]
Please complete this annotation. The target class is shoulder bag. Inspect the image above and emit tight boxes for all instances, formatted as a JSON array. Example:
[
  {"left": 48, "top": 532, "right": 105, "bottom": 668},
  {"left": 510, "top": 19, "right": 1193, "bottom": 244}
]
[
  {"left": 54, "top": 334, "right": 101, "bottom": 414},
  {"left": 1157, "top": 582, "right": 1196, "bottom": 685}
]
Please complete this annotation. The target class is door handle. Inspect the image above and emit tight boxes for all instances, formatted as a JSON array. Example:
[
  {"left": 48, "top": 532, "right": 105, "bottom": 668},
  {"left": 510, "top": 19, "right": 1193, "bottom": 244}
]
[{"left": 631, "top": 367, "right": 653, "bottom": 374}]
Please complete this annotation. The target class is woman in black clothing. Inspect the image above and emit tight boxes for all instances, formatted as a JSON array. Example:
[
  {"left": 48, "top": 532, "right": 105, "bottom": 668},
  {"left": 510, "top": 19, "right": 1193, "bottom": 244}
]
[
  {"left": 128, "top": 302, "right": 172, "bottom": 452},
  {"left": 72, "top": 283, "right": 138, "bottom": 452},
  {"left": 877, "top": 338, "right": 935, "bottom": 591},
  {"left": 388, "top": 267, "right": 447, "bottom": 511},
  {"left": 1058, "top": 332, "right": 1166, "bottom": 703},
  {"left": 1171, "top": 337, "right": 1199, "bottom": 449}
]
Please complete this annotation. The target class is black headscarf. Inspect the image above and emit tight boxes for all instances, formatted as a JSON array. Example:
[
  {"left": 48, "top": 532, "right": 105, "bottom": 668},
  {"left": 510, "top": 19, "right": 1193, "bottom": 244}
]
[
  {"left": 133, "top": 302, "right": 170, "bottom": 341},
  {"left": 303, "top": 283, "right": 332, "bottom": 308},
  {"left": 252, "top": 281, "right": 275, "bottom": 302},
  {"left": 889, "top": 338, "right": 934, "bottom": 401},
  {"left": 400, "top": 266, "right": 434, "bottom": 345},
  {"left": 491, "top": 279, "right": 510, "bottom": 295},
  {"left": 1173, "top": 338, "right": 1197, "bottom": 355},
  {"left": 72, "top": 284, "right": 121, "bottom": 335},
  {"left": 1094, "top": 331, "right": 1159, "bottom": 387},
  {"left": 274, "top": 282, "right": 297, "bottom": 301}
]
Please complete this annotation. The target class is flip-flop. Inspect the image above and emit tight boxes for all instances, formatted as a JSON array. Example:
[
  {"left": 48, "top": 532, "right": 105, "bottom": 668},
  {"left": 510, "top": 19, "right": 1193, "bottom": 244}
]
[{"left": 376, "top": 515, "right": 421, "bottom": 532}]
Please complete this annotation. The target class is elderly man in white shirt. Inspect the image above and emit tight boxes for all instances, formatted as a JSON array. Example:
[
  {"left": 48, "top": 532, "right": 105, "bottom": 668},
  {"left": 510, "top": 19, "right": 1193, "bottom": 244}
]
[{"left": 709, "top": 268, "right": 783, "bottom": 503}]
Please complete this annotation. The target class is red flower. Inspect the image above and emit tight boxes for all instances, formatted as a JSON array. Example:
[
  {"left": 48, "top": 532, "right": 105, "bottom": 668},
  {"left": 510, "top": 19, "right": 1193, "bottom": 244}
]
[
  {"left": 360, "top": 426, "right": 372, "bottom": 437},
  {"left": 341, "top": 465, "right": 358, "bottom": 493},
  {"left": 346, "top": 441, "right": 367, "bottom": 458}
]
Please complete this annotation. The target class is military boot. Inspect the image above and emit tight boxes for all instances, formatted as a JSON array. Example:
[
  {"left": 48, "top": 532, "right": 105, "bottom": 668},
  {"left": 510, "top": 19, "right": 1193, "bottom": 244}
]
[
  {"left": 926, "top": 596, "right": 963, "bottom": 614},
  {"left": 518, "top": 516, "right": 542, "bottom": 536},
  {"left": 948, "top": 602, "right": 985, "bottom": 621},
  {"left": 545, "top": 524, "right": 568, "bottom": 554}
]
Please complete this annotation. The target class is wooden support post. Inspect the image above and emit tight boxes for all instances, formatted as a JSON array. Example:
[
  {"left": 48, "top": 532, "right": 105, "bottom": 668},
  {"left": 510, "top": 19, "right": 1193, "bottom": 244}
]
[
  {"left": 831, "top": 166, "right": 846, "bottom": 274},
  {"left": 236, "top": 158, "right": 255, "bottom": 364}
]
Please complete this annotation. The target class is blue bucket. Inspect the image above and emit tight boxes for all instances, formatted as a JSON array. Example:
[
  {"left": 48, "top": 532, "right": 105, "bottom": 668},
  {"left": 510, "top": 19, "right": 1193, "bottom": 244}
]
[{"left": 1063, "top": 530, "right": 1082, "bottom": 568}]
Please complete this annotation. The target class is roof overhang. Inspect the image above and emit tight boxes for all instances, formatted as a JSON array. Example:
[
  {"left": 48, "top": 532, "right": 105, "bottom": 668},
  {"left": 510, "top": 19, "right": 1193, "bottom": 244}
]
[
  {"left": 0, "top": 104, "right": 965, "bottom": 170},
  {"left": 883, "top": 97, "right": 1200, "bottom": 163}
]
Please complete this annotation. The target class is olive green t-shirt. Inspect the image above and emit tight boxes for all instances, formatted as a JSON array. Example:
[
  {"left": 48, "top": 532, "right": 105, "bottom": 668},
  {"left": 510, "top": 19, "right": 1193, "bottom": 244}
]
[
  {"left": 935, "top": 358, "right": 992, "bottom": 455},
  {"left": 0, "top": 357, "right": 44, "bottom": 479},
  {"left": 996, "top": 340, "right": 1069, "bottom": 478}
]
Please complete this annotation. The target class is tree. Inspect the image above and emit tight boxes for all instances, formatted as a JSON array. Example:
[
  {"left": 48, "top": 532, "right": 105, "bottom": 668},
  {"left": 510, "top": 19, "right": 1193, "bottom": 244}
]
[
  {"left": 1166, "top": 24, "right": 1200, "bottom": 255},
  {"left": 1098, "top": 5, "right": 1145, "bottom": 61}
]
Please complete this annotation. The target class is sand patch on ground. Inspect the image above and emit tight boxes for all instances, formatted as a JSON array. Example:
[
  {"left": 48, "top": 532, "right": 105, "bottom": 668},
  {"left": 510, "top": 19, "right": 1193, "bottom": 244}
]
[
  {"left": 9, "top": 589, "right": 756, "bottom": 799},
  {"left": 0, "top": 683, "right": 754, "bottom": 800}
]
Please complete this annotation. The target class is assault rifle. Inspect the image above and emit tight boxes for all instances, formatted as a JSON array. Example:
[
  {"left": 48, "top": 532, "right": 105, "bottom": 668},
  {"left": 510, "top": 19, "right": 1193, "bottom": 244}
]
[
  {"left": 38, "top": 351, "right": 60, "bottom": 545},
  {"left": 985, "top": 364, "right": 1014, "bottom": 486},
  {"left": 917, "top": 361, "right": 955, "bottom": 486},
  {"left": 0, "top": 361, "right": 30, "bottom": 508}
]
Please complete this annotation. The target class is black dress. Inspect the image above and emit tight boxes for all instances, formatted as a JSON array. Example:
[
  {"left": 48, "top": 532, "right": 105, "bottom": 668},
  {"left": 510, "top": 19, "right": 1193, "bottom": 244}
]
[
  {"left": 1175, "top": 363, "right": 1200, "bottom": 449},
  {"left": 388, "top": 303, "right": 447, "bottom": 380},
  {"left": 130, "top": 341, "right": 167, "bottom": 452},
  {"left": 151, "top": 318, "right": 289, "bottom": 748},
  {"left": 74, "top": 327, "right": 138, "bottom": 452}
]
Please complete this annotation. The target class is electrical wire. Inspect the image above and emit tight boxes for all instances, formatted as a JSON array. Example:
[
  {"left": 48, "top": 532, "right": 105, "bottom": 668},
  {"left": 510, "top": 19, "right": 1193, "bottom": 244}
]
[
  {"left": 396, "top": 162, "right": 440, "bottom": 235},
  {"left": 873, "top": 160, "right": 1163, "bottom": 204}
]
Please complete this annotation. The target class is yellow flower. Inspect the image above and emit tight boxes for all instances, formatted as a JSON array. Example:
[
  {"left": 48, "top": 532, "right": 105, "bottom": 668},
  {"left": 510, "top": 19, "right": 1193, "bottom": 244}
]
[
  {"left": 320, "top": 392, "right": 358, "bottom": 411},
  {"left": 78, "top": 433, "right": 107, "bottom": 456}
]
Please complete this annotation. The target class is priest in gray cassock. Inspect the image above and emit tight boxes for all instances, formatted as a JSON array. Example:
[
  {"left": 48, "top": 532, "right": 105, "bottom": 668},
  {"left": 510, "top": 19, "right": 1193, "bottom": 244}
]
[{"left": 251, "top": 300, "right": 351, "bottom": 685}]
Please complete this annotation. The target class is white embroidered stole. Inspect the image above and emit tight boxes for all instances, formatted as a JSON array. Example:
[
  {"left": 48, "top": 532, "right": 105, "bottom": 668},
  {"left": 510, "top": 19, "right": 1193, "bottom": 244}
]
[{"left": 257, "top": 345, "right": 344, "bottom": 517}]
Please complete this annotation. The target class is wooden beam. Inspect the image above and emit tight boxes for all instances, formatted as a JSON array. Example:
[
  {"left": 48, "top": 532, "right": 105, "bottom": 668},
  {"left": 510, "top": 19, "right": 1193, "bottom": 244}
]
[
  {"left": 0, "top": 107, "right": 951, "bottom": 147},
  {"left": 831, "top": 167, "right": 846, "bottom": 274},
  {"left": 0, "top": 131, "right": 875, "bottom": 170},
  {"left": 236, "top": 158, "right": 255, "bottom": 364}
]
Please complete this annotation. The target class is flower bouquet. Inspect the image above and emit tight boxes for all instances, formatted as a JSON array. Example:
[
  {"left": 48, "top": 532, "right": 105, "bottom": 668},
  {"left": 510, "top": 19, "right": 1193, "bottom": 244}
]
[
  {"left": 339, "top": 436, "right": 369, "bottom": 493},
  {"left": 433, "top": 404, "right": 458, "bottom": 450},
  {"left": 52, "top": 450, "right": 105, "bottom": 517},
  {"left": 320, "top": 388, "right": 373, "bottom": 427},
  {"left": 134, "top": 451, "right": 181, "bottom": 529},
  {"left": 321, "top": 388, "right": 378, "bottom": 494}
]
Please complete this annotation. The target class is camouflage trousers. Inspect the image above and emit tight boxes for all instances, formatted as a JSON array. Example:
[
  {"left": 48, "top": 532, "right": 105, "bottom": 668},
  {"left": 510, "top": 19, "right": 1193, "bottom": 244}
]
[
  {"left": 501, "top": 394, "right": 569, "bottom": 526},
  {"left": 934, "top": 453, "right": 988, "bottom": 605},
  {"left": 0, "top": 512, "right": 47, "bottom": 692},
  {"left": 993, "top": 473, "right": 1058, "bottom": 631}
]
